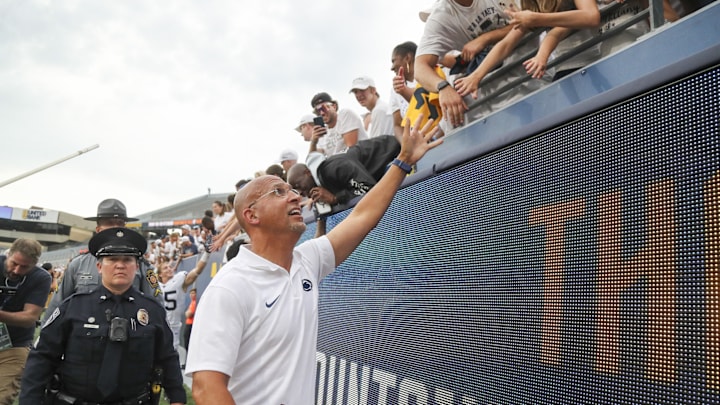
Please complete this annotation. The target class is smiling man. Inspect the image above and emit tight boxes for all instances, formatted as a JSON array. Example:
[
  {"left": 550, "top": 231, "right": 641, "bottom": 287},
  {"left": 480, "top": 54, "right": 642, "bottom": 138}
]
[
  {"left": 20, "top": 228, "right": 186, "bottom": 405},
  {"left": 309, "top": 92, "right": 368, "bottom": 157},
  {"left": 0, "top": 238, "right": 51, "bottom": 405},
  {"left": 186, "top": 115, "right": 443, "bottom": 404},
  {"left": 349, "top": 76, "right": 394, "bottom": 139}
]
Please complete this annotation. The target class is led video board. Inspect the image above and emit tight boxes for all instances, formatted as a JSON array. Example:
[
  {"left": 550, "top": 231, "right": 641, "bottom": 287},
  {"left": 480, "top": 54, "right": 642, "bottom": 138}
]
[{"left": 311, "top": 66, "right": 720, "bottom": 404}]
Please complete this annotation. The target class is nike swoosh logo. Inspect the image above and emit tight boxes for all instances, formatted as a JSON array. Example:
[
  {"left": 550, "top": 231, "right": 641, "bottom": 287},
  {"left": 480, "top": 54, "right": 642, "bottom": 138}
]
[{"left": 265, "top": 295, "right": 280, "bottom": 308}]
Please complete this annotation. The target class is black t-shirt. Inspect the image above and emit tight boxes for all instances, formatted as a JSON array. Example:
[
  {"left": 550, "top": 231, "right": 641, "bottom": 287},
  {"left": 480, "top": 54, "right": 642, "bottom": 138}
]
[{"left": 0, "top": 255, "right": 52, "bottom": 346}]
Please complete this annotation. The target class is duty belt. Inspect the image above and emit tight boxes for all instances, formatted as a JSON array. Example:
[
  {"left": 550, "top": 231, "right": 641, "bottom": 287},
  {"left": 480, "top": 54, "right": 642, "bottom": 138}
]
[{"left": 56, "top": 391, "right": 152, "bottom": 405}]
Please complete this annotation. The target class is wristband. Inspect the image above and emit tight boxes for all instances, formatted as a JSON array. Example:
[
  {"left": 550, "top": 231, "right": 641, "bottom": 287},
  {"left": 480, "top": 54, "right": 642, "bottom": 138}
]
[{"left": 392, "top": 158, "right": 412, "bottom": 174}]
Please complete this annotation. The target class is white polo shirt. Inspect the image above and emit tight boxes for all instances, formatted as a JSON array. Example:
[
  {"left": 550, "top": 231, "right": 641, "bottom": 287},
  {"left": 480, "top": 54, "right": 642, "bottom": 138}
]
[{"left": 185, "top": 236, "right": 335, "bottom": 404}]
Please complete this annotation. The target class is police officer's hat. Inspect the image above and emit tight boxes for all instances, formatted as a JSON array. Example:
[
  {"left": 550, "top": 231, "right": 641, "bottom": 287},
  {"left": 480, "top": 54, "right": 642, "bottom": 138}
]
[
  {"left": 89, "top": 227, "right": 147, "bottom": 258},
  {"left": 84, "top": 198, "right": 139, "bottom": 222}
]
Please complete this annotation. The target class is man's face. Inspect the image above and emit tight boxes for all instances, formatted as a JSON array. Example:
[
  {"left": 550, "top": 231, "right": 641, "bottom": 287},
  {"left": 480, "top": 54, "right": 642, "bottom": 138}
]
[
  {"left": 160, "top": 263, "right": 174, "bottom": 282},
  {"left": 287, "top": 168, "right": 317, "bottom": 198},
  {"left": 96, "top": 218, "right": 127, "bottom": 233},
  {"left": 300, "top": 122, "right": 314, "bottom": 142},
  {"left": 247, "top": 179, "right": 306, "bottom": 235},
  {"left": 97, "top": 256, "right": 138, "bottom": 293},
  {"left": 313, "top": 102, "right": 337, "bottom": 126},
  {"left": 352, "top": 88, "right": 374, "bottom": 109},
  {"left": 391, "top": 52, "right": 412, "bottom": 76},
  {"left": 281, "top": 160, "right": 295, "bottom": 173},
  {"left": 4, "top": 252, "right": 36, "bottom": 281}
]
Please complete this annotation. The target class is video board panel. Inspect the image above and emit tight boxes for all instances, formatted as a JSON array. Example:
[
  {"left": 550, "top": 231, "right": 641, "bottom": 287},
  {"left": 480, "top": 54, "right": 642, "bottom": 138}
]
[{"left": 312, "top": 66, "right": 720, "bottom": 404}]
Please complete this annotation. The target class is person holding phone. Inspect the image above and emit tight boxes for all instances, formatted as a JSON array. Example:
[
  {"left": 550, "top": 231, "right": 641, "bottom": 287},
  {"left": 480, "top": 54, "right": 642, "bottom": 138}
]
[{"left": 309, "top": 92, "right": 368, "bottom": 157}]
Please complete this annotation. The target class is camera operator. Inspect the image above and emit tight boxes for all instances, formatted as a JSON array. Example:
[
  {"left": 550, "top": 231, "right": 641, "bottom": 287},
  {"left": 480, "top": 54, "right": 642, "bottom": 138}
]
[
  {"left": 20, "top": 228, "right": 185, "bottom": 405},
  {"left": 0, "top": 238, "right": 51, "bottom": 405}
]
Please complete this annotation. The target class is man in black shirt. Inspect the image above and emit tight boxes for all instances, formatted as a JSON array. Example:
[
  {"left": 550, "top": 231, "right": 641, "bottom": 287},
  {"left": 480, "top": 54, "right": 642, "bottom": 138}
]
[
  {"left": 287, "top": 135, "right": 402, "bottom": 207},
  {"left": 0, "top": 238, "right": 51, "bottom": 405}
]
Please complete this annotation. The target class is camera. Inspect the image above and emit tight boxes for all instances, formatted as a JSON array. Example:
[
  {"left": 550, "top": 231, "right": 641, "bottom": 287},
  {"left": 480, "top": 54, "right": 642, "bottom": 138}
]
[
  {"left": 313, "top": 201, "right": 332, "bottom": 216},
  {"left": 109, "top": 317, "right": 129, "bottom": 342},
  {"left": 0, "top": 285, "right": 17, "bottom": 297},
  {"left": 313, "top": 116, "right": 325, "bottom": 127}
]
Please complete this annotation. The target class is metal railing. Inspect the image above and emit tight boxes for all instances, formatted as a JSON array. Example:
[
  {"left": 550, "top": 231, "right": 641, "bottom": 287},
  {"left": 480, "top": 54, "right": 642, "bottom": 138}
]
[{"left": 463, "top": 0, "right": 666, "bottom": 119}]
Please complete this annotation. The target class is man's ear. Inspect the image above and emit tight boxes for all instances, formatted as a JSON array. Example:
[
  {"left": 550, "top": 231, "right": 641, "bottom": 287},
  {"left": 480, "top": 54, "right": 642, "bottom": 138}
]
[{"left": 242, "top": 208, "right": 259, "bottom": 225}]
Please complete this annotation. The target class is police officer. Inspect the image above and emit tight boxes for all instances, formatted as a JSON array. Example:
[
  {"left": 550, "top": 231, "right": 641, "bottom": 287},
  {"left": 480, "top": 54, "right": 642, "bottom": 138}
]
[
  {"left": 19, "top": 228, "right": 186, "bottom": 405},
  {"left": 43, "top": 199, "right": 162, "bottom": 324}
]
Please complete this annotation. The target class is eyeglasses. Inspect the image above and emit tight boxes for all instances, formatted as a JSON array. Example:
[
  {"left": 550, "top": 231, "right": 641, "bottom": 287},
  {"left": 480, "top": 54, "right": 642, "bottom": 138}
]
[
  {"left": 313, "top": 103, "right": 333, "bottom": 115},
  {"left": 248, "top": 187, "right": 301, "bottom": 208}
]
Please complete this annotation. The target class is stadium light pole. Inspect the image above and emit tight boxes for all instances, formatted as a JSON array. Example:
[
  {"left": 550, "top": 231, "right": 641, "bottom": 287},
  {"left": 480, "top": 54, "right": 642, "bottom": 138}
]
[{"left": 0, "top": 144, "right": 100, "bottom": 188}]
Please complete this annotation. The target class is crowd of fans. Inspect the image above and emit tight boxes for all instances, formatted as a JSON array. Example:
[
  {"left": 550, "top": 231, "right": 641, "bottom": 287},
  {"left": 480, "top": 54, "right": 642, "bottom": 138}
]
[
  {"left": 223, "top": 0, "right": 710, "bottom": 218},
  {"left": 2, "top": 1, "right": 714, "bottom": 403}
]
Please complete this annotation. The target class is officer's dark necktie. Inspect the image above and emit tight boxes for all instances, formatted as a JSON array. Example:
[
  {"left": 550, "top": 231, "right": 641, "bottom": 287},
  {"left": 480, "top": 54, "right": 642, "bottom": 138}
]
[{"left": 97, "top": 295, "right": 123, "bottom": 397}]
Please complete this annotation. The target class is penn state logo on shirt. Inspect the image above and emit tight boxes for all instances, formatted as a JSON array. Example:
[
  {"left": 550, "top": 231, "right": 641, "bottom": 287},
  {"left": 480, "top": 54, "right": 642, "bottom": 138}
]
[{"left": 302, "top": 279, "right": 313, "bottom": 292}]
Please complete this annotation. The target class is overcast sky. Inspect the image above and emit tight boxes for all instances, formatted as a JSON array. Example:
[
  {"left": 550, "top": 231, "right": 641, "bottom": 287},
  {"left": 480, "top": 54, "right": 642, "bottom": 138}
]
[{"left": 0, "top": 0, "right": 427, "bottom": 218}]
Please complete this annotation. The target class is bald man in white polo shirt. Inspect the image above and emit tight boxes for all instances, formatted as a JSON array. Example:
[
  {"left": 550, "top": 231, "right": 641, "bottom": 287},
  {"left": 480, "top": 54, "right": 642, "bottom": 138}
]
[{"left": 185, "top": 115, "right": 442, "bottom": 404}]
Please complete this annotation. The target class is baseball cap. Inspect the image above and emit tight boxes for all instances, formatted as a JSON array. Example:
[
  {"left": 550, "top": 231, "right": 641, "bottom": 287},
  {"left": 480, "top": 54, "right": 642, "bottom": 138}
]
[
  {"left": 180, "top": 236, "right": 190, "bottom": 243},
  {"left": 278, "top": 149, "right": 299, "bottom": 163},
  {"left": 181, "top": 224, "right": 191, "bottom": 231},
  {"left": 311, "top": 92, "right": 334, "bottom": 108},
  {"left": 349, "top": 76, "right": 376, "bottom": 92},
  {"left": 295, "top": 114, "right": 315, "bottom": 132}
]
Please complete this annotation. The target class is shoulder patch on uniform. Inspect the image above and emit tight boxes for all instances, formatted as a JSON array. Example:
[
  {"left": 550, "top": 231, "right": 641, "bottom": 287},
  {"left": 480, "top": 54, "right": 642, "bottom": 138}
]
[
  {"left": 42, "top": 307, "right": 61, "bottom": 329},
  {"left": 145, "top": 268, "right": 160, "bottom": 294}
]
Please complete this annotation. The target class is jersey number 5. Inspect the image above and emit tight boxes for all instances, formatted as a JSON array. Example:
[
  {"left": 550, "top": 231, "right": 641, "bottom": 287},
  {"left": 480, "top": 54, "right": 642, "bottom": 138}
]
[{"left": 164, "top": 290, "right": 177, "bottom": 311}]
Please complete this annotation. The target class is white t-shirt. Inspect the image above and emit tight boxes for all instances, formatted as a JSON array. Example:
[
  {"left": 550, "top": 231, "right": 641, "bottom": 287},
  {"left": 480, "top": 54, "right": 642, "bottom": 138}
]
[
  {"left": 417, "top": 0, "right": 513, "bottom": 58},
  {"left": 185, "top": 236, "right": 336, "bottom": 404},
  {"left": 321, "top": 109, "right": 368, "bottom": 156},
  {"left": 159, "top": 270, "right": 188, "bottom": 349},
  {"left": 214, "top": 211, "right": 233, "bottom": 234},
  {"left": 368, "top": 99, "right": 395, "bottom": 138},
  {"left": 389, "top": 80, "right": 416, "bottom": 119}
]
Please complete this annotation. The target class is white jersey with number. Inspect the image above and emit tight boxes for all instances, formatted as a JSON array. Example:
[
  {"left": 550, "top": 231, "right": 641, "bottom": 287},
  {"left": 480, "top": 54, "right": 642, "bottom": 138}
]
[{"left": 159, "top": 271, "right": 188, "bottom": 348}]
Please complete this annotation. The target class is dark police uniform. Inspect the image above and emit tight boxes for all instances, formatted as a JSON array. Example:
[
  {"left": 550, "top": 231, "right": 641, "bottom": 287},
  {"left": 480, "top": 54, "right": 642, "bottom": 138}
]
[
  {"left": 43, "top": 198, "right": 163, "bottom": 325},
  {"left": 19, "top": 228, "right": 186, "bottom": 405},
  {"left": 43, "top": 253, "right": 162, "bottom": 324}
]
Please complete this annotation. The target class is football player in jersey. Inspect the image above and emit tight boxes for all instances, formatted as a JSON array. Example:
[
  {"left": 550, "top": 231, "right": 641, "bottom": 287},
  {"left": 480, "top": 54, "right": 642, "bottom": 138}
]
[{"left": 158, "top": 251, "right": 210, "bottom": 349}]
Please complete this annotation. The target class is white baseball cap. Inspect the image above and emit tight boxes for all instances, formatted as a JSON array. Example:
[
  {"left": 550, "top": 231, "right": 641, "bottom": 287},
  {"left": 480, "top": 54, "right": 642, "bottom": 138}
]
[
  {"left": 349, "top": 76, "right": 376, "bottom": 92},
  {"left": 278, "top": 149, "right": 299, "bottom": 162},
  {"left": 295, "top": 114, "right": 315, "bottom": 132}
]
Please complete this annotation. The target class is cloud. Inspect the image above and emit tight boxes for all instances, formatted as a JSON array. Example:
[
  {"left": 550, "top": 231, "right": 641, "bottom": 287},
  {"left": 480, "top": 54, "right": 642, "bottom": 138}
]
[{"left": 0, "top": 0, "right": 426, "bottom": 216}]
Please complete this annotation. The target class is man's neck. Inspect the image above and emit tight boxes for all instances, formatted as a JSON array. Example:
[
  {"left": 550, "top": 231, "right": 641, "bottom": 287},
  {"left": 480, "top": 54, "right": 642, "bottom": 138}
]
[
  {"left": 454, "top": 0, "right": 474, "bottom": 6},
  {"left": 246, "top": 233, "right": 301, "bottom": 273}
]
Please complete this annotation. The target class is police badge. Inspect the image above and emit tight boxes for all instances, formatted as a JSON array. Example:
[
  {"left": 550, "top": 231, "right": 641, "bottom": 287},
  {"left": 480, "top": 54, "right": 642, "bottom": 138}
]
[{"left": 137, "top": 309, "right": 149, "bottom": 326}]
